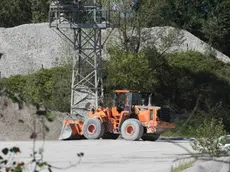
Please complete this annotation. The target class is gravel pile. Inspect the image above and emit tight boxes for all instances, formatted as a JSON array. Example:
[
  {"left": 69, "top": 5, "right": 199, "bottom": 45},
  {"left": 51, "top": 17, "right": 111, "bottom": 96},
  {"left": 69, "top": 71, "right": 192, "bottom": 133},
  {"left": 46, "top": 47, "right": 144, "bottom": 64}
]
[
  {"left": 0, "top": 23, "right": 229, "bottom": 78},
  {"left": 0, "top": 23, "right": 65, "bottom": 78}
]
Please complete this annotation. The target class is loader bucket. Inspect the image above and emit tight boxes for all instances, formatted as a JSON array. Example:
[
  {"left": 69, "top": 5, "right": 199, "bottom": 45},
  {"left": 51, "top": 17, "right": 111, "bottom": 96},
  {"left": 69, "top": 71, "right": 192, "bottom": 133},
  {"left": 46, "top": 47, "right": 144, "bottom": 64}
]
[
  {"left": 59, "top": 120, "right": 84, "bottom": 140},
  {"left": 59, "top": 123, "right": 72, "bottom": 140}
]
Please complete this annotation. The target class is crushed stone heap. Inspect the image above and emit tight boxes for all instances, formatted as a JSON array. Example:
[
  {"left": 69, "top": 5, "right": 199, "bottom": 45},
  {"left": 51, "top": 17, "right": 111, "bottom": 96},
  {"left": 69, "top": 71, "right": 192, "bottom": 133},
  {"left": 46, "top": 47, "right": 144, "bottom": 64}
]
[{"left": 0, "top": 23, "right": 230, "bottom": 78}]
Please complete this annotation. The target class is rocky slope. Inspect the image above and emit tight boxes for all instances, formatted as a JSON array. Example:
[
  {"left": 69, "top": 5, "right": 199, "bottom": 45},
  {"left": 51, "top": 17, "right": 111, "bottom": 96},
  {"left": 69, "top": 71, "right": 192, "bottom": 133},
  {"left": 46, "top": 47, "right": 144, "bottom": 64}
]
[{"left": 0, "top": 96, "right": 66, "bottom": 141}]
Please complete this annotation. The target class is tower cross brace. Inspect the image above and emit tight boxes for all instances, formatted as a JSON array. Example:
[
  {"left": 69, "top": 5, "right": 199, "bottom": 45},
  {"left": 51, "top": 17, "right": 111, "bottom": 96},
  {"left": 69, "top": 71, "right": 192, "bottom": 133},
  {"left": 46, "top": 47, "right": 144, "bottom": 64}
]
[{"left": 49, "top": 0, "right": 120, "bottom": 119}]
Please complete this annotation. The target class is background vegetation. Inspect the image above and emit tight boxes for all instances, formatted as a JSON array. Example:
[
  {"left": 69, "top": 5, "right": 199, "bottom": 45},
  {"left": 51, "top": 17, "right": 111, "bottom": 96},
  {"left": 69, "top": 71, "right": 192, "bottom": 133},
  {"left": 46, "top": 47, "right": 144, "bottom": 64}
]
[
  {"left": 1, "top": 50, "right": 230, "bottom": 135},
  {"left": 105, "top": 48, "right": 230, "bottom": 134},
  {"left": 190, "top": 117, "right": 228, "bottom": 157},
  {"left": 0, "top": 65, "right": 72, "bottom": 112},
  {"left": 0, "top": 0, "right": 230, "bottom": 136}
]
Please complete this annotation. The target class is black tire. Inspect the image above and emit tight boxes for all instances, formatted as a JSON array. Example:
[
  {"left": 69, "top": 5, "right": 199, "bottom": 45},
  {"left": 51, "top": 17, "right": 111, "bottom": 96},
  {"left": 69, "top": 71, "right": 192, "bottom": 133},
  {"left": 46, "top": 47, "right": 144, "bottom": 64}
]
[
  {"left": 83, "top": 118, "right": 104, "bottom": 139},
  {"left": 102, "top": 133, "right": 120, "bottom": 140},
  {"left": 121, "top": 119, "right": 144, "bottom": 141},
  {"left": 141, "top": 133, "right": 160, "bottom": 141}
]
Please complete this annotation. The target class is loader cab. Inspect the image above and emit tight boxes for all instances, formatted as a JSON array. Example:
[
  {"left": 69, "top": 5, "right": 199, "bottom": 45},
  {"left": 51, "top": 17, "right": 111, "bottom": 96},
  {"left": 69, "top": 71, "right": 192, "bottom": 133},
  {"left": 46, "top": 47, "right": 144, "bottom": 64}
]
[{"left": 112, "top": 90, "right": 143, "bottom": 113}]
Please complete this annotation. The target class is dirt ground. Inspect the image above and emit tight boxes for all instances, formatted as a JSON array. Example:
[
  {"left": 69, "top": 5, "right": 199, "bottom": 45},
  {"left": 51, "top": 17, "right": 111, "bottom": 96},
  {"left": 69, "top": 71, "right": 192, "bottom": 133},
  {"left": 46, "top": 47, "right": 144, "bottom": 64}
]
[{"left": 0, "top": 96, "right": 67, "bottom": 141}]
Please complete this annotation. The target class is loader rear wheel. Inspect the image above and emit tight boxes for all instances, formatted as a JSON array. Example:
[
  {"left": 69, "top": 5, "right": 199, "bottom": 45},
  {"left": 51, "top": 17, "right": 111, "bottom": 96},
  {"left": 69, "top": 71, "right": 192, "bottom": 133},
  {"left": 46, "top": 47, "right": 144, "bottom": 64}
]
[
  {"left": 102, "top": 133, "right": 120, "bottom": 140},
  {"left": 83, "top": 118, "right": 104, "bottom": 139},
  {"left": 141, "top": 133, "right": 160, "bottom": 141},
  {"left": 121, "top": 119, "right": 144, "bottom": 141}
]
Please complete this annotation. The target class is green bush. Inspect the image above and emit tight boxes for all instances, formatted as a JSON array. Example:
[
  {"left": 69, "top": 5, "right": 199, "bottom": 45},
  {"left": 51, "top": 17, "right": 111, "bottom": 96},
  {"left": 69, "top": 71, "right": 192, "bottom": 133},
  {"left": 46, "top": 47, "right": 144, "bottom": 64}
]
[
  {"left": 190, "top": 117, "right": 228, "bottom": 157},
  {"left": 105, "top": 49, "right": 230, "bottom": 133},
  {"left": 0, "top": 65, "right": 72, "bottom": 112}
]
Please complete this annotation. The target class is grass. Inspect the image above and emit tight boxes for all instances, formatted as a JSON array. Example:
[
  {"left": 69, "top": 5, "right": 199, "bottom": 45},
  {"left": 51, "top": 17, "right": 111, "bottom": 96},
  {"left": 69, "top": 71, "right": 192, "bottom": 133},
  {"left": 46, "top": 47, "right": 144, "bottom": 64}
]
[
  {"left": 172, "top": 160, "right": 196, "bottom": 172},
  {"left": 161, "top": 127, "right": 197, "bottom": 138},
  {"left": 161, "top": 130, "right": 187, "bottom": 138}
]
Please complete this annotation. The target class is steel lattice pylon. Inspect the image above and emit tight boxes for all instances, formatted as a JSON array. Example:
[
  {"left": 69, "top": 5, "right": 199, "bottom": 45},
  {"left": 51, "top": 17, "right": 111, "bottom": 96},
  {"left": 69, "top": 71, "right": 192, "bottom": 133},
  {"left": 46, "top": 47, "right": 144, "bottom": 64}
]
[
  {"left": 49, "top": 0, "right": 120, "bottom": 119},
  {"left": 70, "top": 28, "right": 103, "bottom": 118}
]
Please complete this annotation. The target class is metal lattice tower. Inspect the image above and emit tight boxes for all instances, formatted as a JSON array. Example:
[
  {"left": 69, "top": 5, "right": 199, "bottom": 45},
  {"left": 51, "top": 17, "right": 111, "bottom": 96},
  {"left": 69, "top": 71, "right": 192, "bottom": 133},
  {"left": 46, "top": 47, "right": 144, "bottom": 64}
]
[{"left": 49, "top": 0, "right": 120, "bottom": 119}]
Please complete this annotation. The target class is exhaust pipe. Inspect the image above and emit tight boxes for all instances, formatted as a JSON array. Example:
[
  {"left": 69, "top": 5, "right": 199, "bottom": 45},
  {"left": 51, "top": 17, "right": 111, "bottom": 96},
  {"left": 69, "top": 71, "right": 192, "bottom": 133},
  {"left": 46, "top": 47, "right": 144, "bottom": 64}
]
[{"left": 148, "top": 92, "right": 153, "bottom": 107}]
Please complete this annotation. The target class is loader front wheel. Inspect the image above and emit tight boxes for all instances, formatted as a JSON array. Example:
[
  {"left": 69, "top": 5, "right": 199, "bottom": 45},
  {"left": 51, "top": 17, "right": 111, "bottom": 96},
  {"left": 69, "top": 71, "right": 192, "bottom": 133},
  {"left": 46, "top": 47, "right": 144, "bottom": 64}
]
[
  {"left": 121, "top": 119, "right": 144, "bottom": 141},
  {"left": 83, "top": 118, "right": 104, "bottom": 139}
]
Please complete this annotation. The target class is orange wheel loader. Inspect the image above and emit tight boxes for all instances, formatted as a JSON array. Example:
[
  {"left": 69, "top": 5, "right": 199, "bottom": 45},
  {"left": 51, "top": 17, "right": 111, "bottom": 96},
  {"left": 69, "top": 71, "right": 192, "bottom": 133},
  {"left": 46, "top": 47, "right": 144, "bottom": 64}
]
[{"left": 59, "top": 90, "right": 175, "bottom": 141}]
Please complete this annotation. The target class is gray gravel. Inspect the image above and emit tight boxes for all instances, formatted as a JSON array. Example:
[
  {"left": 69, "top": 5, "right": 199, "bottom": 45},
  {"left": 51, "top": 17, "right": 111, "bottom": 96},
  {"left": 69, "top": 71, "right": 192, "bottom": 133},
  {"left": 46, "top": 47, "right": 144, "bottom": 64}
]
[
  {"left": 0, "top": 23, "right": 230, "bottom": 78},
  {"left": 0, "top": 23, "right": 65, "bottom": 78}
]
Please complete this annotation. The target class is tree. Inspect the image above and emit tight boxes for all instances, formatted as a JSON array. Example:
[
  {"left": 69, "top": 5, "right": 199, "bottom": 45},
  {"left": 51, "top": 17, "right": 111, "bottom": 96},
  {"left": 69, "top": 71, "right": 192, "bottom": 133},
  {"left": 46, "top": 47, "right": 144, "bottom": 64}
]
[
  {"left": 30, "top": 0, "right": 50, "bottom": 23},
  {"left": 0, "top": 0, "right": 32, "bottom": 27},
  {"left": 104, "top": 46, "right": 156, "bottom": 91},
  {"left": 0, "top": 0, "right": 51, "bottom": 27},
  {"left": 150, "top": 0, "right": 230, "bottom": 57},
  {"left": 104, "top": 49, "right": 230, "bottom": 132},
  {"left": 104, "top": 0, "right": 165, "bottom": 53}
]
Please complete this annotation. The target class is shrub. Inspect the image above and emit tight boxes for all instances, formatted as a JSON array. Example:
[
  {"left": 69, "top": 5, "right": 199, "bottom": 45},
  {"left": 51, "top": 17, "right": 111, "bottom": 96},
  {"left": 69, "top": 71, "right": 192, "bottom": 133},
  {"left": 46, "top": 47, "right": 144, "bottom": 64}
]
[
  {"left": 0, "top": 65, "right": 72, "bottom": 112},
  {"left": 190, "top": 117, "right": 228, "bottom": 157}
]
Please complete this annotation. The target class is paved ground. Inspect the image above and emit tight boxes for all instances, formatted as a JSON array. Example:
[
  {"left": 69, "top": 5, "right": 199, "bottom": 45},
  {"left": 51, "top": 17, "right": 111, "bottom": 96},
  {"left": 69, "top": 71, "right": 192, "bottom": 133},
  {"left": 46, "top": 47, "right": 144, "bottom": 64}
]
[
  {"left": 184, "top": 156, "right": 230, "bottom": 172},
  {"left": 0, "top": 139, "right": 194, "bottom": 172}
]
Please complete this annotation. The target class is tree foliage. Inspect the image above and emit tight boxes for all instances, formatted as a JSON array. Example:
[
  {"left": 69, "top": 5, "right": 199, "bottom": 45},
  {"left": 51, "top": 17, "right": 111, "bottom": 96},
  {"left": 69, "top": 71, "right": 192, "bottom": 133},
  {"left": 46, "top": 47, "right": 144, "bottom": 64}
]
[
  {"left": 144, "top": 0, "right": 230, "bottom": 57},
  {"left": 0, "top": 0, "right": 50, "bottom": 27},
  {"left": 104, "top": 46, "right": 156, "bottom": 91},
  {"left": 105, "top": 49, "right": 230, "bottom": 132},
  {"left": 0, "top": 0, "right": 32, "bottom": 27},
  {"left": 30, "top": 0, "right": 50, "bottom": 23},
  {"left": 0, "top": 65, "right": 72, "bottom": 112}
]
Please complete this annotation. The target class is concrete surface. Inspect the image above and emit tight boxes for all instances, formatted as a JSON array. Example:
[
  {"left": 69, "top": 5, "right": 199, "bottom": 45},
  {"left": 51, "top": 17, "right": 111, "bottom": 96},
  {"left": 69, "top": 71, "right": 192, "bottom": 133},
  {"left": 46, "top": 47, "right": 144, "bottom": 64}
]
[
  {"left": 0, "top": 140, "right": 194, "bottom": 172},
  {"left": 184, "top": 157, "right": 230, "bottom": 172}
]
